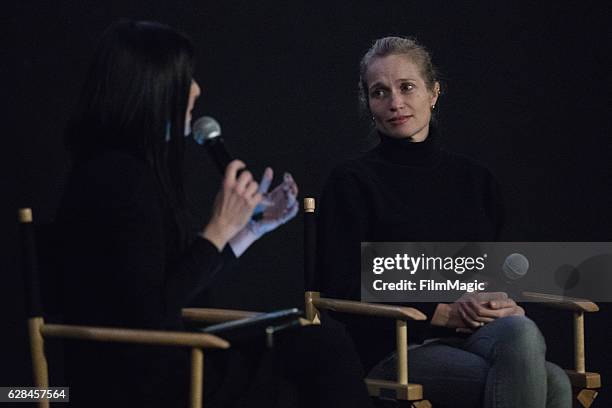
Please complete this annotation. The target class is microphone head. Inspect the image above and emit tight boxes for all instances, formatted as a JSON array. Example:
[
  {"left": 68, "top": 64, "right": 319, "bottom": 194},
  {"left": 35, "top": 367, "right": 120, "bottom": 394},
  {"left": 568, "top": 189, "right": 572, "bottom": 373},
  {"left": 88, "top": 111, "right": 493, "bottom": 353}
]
[
  {"left": 192, "top": 116, "right": 221, "bottom": 145},
  {"left": 502, "top": 253, "right": 529, "bottom": 280}
]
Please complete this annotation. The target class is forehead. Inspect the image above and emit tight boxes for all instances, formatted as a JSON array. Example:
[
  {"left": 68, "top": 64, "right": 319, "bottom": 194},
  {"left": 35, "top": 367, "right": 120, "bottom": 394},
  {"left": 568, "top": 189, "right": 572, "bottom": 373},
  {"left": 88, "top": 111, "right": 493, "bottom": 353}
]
[{"left": 365, "top": 54, "right": 423, "bottom": 86}]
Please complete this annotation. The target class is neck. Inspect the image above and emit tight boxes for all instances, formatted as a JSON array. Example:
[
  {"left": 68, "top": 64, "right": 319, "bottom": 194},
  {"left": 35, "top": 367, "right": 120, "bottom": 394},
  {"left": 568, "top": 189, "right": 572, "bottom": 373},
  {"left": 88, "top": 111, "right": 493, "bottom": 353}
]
[
  {"left": 374, "top": 125, "right": 441, "bottom": 167},
  {"left": 408, "top": 124, "right": 430, "bottom": 143}
]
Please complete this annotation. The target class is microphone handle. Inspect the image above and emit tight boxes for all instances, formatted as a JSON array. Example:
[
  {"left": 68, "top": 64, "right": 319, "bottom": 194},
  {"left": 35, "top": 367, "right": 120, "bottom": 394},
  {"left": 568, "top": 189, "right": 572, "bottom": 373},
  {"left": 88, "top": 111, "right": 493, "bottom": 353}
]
[
  {"left": 206, "top": 137, "right": 261, "bottom": 220},
  {"left": 206, "top": 137, "right": 234, "bottom": 175}
]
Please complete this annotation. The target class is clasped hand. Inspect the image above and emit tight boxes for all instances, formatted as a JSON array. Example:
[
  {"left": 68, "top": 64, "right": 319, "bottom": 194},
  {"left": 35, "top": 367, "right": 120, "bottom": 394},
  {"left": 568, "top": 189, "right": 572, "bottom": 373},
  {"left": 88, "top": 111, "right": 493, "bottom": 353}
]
[{"left": 449, "top": 292, "right": 525, "bottom": 332}]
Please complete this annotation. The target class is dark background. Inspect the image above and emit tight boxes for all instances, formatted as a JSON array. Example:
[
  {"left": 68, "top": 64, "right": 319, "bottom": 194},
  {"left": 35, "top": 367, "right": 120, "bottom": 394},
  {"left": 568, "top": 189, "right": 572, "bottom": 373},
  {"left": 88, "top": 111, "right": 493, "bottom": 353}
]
[{"left": 3, "top": 0, "right": 611, "bottom": 405}]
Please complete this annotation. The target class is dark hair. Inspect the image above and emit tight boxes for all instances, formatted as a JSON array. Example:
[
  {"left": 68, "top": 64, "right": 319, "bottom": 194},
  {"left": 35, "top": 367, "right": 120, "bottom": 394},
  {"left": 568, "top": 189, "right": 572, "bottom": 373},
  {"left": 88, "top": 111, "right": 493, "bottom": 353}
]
[
  {"left": 65, "top": 20, "right": 195, "bottom": 250},
  {"left": 358, "top": 36, "right": 440, "bottom": 114}
]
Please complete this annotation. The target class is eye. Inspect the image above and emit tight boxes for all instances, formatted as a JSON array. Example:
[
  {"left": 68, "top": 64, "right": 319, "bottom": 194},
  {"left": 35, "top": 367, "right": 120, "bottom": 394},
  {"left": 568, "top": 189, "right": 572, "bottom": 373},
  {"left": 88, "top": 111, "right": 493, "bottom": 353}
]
[
  {"left": 400, "top": 82, "right": 415, "bottom": 93},
  {"left": 370, "top": 88, "right": 387, "bottom": 99}
]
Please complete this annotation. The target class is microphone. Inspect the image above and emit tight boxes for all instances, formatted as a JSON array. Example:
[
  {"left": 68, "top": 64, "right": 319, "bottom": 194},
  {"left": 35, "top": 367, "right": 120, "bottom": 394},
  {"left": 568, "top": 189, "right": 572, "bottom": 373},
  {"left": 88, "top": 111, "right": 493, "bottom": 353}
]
[
  {"left": 499, "top": 253, "right": 529, "bottom": 300},
  {"left": 191, "top": 116, "right": 233, "bottom": 174},
  {"left": 191, "top": 116, "right": 262, "bottom": 217},
  {"left": 502, "top": 253, "right": 529, "bottom": 281}
]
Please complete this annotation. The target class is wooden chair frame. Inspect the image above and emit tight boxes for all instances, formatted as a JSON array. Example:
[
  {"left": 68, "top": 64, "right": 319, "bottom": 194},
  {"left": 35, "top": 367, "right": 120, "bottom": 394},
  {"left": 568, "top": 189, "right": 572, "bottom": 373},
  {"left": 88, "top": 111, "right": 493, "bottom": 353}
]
[
  {"left": 22, "top": 206, "right": 318, "bottom": 408},
  {"left": 20, "top": 208, "right": 257, "bottom": 408},
  {"left": 22, "top": 195, "right": 602, "bottom": 408},
  {"left": 301, "top": 198, "right": 601, "bottom": 408}
]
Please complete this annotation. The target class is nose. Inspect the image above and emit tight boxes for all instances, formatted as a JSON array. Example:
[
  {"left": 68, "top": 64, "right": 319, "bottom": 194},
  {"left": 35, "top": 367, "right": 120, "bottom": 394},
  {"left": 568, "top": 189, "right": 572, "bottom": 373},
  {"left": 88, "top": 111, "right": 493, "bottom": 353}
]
[
  {"left": 193, "top": 80, "right": 201, "bottom": 99},
  {"left": 389, "top": 89, "right": 404, "bottom": 111}
]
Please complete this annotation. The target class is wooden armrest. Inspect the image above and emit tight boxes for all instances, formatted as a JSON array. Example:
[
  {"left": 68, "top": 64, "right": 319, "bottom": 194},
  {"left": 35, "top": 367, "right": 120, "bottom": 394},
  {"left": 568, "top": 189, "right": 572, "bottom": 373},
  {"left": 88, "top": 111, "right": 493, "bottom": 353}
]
[
  {"left": 182, "top": 308, "right": 261, "bottom": 323},
  {"left": 41, "top": 324, "right": 230, "bottom": 349},
  {"left": 313, "top": 297, "right": 426, "bottom": 320},
  {"left": 521, "top": 292, "right": 599, "bottom": 313}
]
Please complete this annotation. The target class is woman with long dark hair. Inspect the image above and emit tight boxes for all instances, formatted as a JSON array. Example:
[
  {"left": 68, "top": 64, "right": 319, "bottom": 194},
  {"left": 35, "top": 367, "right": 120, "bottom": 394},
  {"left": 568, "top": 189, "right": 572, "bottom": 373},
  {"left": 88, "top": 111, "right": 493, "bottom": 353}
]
[{"left": 56, "top": 20, "right": 372, "bottom": 407}]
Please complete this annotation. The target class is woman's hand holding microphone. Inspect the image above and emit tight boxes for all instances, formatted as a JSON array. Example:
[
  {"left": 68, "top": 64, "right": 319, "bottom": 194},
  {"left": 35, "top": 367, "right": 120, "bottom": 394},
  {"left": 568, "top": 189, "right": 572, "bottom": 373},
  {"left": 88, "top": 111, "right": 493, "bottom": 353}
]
[{"left": 202, "top": 160, "right": 263, "bottom": 251}]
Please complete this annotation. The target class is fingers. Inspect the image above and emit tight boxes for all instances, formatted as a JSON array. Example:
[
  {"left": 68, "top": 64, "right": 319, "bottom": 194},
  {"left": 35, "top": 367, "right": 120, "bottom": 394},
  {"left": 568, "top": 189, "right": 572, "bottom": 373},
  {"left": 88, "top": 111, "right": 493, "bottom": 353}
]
[
  {"left": 488, "top": 300, "right": 525, "bottom": 317},
  {"left": 250, "top": 192, "right": 263, "bottom": 208},
  {"left": 476, "top": 292, "right": 508, "bottom": 302},
  {"left": 258, "top": 167, "right": 273, "bottom": 194},
  {"left": 459, "top": 300, "right": 495, "bottom": 327},
  {"left": 461, "top": 297, "right": 522, "bottom": 326},
  {"left": 281, "top": 201, "right": 299, "bottom": 223},
  {"left": 235, "top": 168, "right": 254, "bottom": 192},
  {"left": 222, "top": 159, "right": 261, "bottom": 211},
  {"left": 224, "top": 160, "right": 246, "bottom": 187},
  {"left": 488, "top": 299, "right": 516, "bottom": 309},
  {"left": 458, "top": 303, "right": 483, "bottom": 329},
  {"left": 244, "top": 178, "right": 260, "bottom": 201},
  {"left": 283, "top": 172, "right": 298, "bottom": 196},
  {"left": 225, "top": 161, "right": 262, "bottom": 202},
  {"left": 456, "top": 291, "right": 524, "bottom": 330}
]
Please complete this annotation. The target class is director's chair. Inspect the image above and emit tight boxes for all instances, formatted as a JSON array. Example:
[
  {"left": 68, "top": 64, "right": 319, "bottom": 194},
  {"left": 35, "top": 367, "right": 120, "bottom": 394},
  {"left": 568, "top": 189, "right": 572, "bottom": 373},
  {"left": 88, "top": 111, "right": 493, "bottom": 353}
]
[
  {"left": 300, "top": 198, "right": 601, "bottom": 408},
  {"left": 19, "top": 207, "right": 297, "bottom": 408}
]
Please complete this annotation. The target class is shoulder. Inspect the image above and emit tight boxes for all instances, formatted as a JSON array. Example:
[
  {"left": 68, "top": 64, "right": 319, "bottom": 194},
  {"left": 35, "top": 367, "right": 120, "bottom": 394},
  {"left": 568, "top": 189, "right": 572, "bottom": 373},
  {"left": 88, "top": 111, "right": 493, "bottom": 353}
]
[
  {"left": 319, "top": 154, "right": 382, "bottom": 211},
  {"left": 322, "top": 155, "right": 373, "bottom": 197},
  {"left": 326, "top": 148, "right": 380, "bottom": 184}
]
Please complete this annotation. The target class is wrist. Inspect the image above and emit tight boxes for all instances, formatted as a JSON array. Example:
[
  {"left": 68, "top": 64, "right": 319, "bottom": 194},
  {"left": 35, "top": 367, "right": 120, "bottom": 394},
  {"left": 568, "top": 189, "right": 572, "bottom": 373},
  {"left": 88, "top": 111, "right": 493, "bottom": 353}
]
[
  {"left": 431, "top": 303, "right": 451, "bottom": 327},
  {"left": 201, "top": 221, "right": 231, "bottom": 252},
  {"left": 228, "top": 224, "right": 259, "bottom": 257}
]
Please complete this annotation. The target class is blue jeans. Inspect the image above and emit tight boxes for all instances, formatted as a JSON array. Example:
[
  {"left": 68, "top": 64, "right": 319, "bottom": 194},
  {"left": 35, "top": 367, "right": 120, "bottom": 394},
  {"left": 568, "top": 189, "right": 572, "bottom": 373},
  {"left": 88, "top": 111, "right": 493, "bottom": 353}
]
[{"left": 369, "top": 316, "right": 571, "bottom": 408}]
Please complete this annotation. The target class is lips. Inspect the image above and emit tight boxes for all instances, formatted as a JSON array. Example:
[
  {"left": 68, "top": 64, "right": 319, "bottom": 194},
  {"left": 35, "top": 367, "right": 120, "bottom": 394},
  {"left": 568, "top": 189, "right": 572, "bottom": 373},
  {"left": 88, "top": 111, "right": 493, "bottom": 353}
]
[{"left": 387, "top": 115, "right": 412, "bottom": 125}]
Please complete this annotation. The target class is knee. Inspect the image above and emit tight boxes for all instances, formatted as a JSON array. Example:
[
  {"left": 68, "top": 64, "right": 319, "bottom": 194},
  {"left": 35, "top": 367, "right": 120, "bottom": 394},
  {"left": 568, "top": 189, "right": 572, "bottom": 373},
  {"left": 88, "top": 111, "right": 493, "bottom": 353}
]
[
  {"left": 493, "top": 316, "right": 546, "bottom": 356},
  {"left": 547, "top": 363, "right": 572, "bottom": 403}
]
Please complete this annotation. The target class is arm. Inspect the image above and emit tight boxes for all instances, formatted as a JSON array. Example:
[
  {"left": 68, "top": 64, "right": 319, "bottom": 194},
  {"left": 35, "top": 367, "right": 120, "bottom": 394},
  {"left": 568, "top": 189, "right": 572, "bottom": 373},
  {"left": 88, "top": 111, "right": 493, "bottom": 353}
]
[
  {"left": 317, "top": 168, "right": 439, "bottom": 317},
  {"left": 107, "top": 159, "right": 262, "bottom": 325}
]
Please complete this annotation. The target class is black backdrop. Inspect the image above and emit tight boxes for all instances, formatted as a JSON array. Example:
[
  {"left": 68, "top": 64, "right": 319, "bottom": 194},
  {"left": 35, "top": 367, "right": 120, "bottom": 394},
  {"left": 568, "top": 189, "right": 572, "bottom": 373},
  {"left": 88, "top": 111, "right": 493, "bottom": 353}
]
[{"left": 3, "top": 1, "right": 611, "bottom": 404}]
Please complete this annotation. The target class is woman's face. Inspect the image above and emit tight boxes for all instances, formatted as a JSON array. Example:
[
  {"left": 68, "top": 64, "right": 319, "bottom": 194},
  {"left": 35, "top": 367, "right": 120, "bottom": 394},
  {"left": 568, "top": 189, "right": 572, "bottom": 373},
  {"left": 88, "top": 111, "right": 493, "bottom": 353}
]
[
  {"left": 185, "top": 79, "right": 201, "bottom": 135},
  {"left": 366, "top": 54, "right": 439, "bottom": 141}
]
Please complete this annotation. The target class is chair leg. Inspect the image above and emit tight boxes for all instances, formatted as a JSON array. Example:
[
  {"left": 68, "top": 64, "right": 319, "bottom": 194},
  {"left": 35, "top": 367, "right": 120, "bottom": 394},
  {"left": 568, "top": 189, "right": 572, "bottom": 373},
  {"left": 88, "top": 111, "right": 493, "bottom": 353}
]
[
  {"left": 575, "top": 388, "right": 598, "bottom": 408},
  {"left": 190, "top": 348, "right": 204, "bottom": 408},
  {"left": 28, "top": 317, "right": 50, "bottom": 408}
]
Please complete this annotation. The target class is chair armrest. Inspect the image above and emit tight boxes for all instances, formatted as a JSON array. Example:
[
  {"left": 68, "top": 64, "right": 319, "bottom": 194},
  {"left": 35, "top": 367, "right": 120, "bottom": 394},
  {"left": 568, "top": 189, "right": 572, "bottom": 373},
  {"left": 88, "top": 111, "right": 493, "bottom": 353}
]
[
  {"left": 182, "top": 308, "right": 262, "bottom": 323},
  {"left": 521, "top": 292, "right": 599, "bottom": 313},
  {"left": 313, "top": 297, "right": 427, "bottom": 320},
  {"left": 41, "top": 324, "right": 230, "bottom": 349}
]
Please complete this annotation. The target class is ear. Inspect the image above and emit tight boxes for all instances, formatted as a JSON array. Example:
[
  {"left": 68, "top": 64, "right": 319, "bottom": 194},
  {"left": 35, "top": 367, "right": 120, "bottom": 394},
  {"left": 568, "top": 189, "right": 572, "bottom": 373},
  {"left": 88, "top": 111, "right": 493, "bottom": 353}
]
[{"left": 431, "top": 82, "right": 440, "bottom": 106}]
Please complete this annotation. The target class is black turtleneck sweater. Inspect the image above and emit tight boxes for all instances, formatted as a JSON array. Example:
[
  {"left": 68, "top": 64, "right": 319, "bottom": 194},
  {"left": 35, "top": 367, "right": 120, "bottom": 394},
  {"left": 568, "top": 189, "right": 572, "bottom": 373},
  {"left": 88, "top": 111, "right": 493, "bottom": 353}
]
[
  {"left": 317, "top": 128, "right": 503, "bottom": 370},
  {"left": 55, "top": 150, "right": 236, "bottom": 407}
]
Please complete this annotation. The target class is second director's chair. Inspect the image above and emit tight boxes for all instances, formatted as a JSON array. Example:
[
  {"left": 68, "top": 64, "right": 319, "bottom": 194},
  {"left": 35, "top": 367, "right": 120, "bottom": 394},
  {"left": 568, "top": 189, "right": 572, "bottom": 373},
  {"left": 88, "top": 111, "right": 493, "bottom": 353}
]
[{"left": 300, "top": 198, "right": 601, "bottom": 408}]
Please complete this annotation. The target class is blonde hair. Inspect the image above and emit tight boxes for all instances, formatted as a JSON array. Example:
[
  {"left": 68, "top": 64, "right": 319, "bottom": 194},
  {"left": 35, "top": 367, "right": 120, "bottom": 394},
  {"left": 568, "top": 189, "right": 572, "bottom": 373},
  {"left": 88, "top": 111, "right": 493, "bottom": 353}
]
[{"left": 358, "top": 36, "right": 439, "bottom": 112}]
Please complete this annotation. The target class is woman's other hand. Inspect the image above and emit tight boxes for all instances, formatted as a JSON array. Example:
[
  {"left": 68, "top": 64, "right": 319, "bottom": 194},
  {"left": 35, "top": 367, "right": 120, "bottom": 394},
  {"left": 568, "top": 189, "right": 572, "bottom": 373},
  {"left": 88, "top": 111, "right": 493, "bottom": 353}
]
[
  {"left": 431, "top": 292, "right": 524, "bottom": 331},
  {"left": 228, "top": 169, "right": 299, "bottom": 257},
  {"left": 251, "top": 170, "right": 299, "bottom": 236},
  {"left": 202, "top": 160, "right": 263, "bottom": 250},
  {"left": 457, "top": 292, "right": 524, "bottom": 329}
]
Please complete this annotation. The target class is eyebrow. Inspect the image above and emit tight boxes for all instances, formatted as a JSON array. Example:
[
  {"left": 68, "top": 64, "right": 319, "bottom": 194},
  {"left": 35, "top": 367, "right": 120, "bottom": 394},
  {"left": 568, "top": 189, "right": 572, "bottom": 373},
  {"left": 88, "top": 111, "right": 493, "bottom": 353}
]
[{"left": 369, "top": 78, "right": 417, "bottom": 91}]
